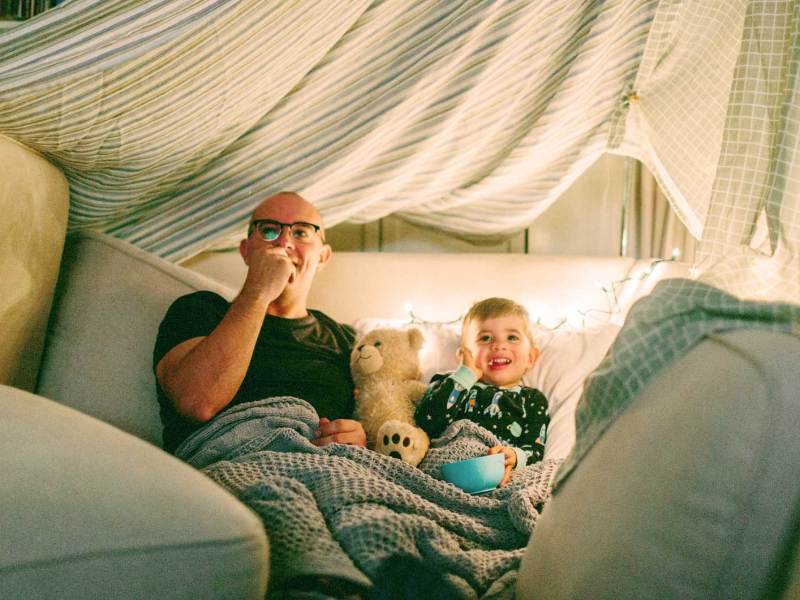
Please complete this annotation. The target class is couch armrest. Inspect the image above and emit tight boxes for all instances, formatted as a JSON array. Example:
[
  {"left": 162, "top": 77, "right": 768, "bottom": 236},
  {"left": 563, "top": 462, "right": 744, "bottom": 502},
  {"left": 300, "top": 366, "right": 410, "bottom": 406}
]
[
  {"left": 0, "top": 385, "right": 269, "bottom": 600},
  {"left": 516, "top": 329, "right": 800, "bottom": 599},
  {"left": 0, "top": 134, "right": 69, "bottom": 391}
]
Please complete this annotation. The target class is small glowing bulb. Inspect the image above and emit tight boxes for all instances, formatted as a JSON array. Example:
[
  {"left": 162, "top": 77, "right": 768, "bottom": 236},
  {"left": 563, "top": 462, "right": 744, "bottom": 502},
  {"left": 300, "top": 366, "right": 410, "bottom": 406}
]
[
  {"left": 404, "top": 302, "right": 413, "bottom": 314},
  {"left": 671, "top": 247, "right": 681, "bottom": 260},
  {"left": 689, "top": 267, "right": 700, "bottom": 279},
  {"left": 643, "top": 266, "right": 653, "bottom": 276}
]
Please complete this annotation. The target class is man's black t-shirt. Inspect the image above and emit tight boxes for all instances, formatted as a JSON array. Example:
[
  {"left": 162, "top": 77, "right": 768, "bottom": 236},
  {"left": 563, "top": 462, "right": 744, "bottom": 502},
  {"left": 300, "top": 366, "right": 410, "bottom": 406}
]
[{"left": 153, "top": 291, "right": 355, "bottom": 453}]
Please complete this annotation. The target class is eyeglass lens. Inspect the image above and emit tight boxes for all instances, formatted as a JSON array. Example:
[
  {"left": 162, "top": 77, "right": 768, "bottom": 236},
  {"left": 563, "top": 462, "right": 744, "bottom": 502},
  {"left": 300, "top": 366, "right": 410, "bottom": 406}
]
[{"left": 254, "top": 220, "right": 318, "bottom": 242}]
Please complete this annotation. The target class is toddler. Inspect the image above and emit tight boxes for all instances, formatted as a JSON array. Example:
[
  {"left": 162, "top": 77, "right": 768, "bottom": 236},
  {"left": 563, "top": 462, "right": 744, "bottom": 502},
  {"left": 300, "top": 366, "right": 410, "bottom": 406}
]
[{"left": 414, "top": 297, "right": 549, "bottom": 486}]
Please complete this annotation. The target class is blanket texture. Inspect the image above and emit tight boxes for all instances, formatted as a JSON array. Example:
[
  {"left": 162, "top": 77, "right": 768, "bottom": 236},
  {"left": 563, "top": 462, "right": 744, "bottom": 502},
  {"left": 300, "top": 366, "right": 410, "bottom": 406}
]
[
  {"left": 556, "top": 277, "right": 800, "bottom": 489},
  {"left": 176, "top": 397, "right": 560, "bottom": 599}
]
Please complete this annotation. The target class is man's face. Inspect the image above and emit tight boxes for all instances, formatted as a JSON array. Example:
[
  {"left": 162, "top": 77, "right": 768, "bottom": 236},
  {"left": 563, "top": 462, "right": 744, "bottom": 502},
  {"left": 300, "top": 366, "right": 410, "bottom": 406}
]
[
  {"left": 463, "top": 314, "right": 538, "bottom": 388},
  {"left": 241, "top": 193, "right": 331, "bottom": 298}
]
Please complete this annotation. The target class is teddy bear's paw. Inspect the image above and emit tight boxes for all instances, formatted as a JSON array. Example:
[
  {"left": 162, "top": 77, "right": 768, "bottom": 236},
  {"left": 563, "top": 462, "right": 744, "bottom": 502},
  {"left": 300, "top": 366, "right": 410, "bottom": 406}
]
[{"left": 375, "top": 420, "right": 430, "bottom": 467}]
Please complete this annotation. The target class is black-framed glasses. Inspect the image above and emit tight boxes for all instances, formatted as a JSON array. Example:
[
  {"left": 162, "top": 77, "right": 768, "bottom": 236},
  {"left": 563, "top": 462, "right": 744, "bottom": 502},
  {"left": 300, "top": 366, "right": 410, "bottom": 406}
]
[{"left": 248, "top": 219, "right": 325, "bottom": 243}]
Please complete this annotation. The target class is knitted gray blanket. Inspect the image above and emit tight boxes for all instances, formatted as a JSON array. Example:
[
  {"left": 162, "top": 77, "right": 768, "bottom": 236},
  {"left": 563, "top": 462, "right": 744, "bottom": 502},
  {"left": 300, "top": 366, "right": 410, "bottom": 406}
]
[{"left": 176, "top": 397, "right": 560, "bottom": 599}]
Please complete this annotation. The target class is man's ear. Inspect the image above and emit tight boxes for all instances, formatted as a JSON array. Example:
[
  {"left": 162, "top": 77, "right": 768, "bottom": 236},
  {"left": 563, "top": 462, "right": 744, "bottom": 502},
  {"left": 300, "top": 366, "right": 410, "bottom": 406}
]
[
  {"left": 239, "top": 239, "right": 249, "bottom": 265},
  {"left": 316, "top": 243, "right": 332, "bottom": 271}
]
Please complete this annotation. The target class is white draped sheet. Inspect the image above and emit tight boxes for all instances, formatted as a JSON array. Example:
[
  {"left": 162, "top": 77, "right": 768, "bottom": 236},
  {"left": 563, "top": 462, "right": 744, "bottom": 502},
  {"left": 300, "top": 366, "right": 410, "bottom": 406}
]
[
  {"left": 617, "top": 0, "right": 800, "bottom": 302},
  {"left": 1, "top": 0, "right": 798, "bottom": 302}
]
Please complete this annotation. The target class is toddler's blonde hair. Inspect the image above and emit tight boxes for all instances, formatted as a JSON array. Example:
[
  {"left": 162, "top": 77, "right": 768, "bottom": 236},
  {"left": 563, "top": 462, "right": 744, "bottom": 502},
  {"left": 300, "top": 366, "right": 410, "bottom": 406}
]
[{"left": 461, "top": 297, "right": 535, "bottom": 345}]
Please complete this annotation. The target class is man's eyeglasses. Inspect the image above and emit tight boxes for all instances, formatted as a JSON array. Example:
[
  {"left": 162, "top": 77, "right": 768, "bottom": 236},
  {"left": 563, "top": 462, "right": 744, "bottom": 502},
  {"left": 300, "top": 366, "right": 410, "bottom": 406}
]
[{"left": 248, "top": 219, "right": 325, "bottom": 243}]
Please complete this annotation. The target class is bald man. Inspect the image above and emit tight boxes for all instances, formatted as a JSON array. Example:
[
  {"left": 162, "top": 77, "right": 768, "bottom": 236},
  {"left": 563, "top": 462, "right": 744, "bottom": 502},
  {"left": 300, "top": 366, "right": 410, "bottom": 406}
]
[{"left": 154, "top": 192, "right": 366, "bottom": 454}]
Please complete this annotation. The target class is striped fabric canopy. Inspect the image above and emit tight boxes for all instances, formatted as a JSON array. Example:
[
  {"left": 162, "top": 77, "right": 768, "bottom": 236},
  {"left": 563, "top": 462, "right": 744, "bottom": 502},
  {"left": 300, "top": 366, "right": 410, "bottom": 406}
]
[{"left": 1, "top": 0, "right": 798, "bottom": 302}]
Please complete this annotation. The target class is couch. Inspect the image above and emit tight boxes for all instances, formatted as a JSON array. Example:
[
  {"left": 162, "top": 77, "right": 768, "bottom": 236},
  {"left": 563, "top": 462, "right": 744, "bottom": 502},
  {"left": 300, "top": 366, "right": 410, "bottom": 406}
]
[{"left": 2, "top": 134, "right": 799, "bottom": 599}]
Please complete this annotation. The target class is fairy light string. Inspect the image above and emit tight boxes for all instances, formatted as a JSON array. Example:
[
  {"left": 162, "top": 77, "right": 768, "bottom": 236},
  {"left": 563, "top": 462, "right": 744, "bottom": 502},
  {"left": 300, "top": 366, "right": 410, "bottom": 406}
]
[{"left": 404, "top": 250, "right": 688, "bottom": 331}]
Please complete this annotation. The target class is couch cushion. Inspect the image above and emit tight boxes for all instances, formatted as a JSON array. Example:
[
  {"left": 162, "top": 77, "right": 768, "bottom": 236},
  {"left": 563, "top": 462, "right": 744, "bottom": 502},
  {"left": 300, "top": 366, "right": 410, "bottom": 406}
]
[
  {"left": 0, "top": 384, "right": 268, "bottom": 600},
  {"left": 516, "top": 329, "right": 800, "bottom": 599},
  {"left": 37, "top": 232, "right": 236, "bottom": 446},
  {"left": 0, "top": 134, "right": 69, "bottom": 391}
]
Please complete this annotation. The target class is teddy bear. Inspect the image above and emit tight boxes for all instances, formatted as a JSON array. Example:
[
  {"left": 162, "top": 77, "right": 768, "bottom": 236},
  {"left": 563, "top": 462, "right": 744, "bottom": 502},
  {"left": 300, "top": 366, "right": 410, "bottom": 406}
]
[{"left": 350, "top": 326, "right": 430, "bottom": 466}]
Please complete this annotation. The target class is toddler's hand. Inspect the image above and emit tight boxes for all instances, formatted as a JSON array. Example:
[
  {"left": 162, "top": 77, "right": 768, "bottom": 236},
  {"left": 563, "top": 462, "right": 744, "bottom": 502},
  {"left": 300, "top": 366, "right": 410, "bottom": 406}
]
[
  {"left": 457, "top": 345, "right": 482, "bottom": 380},
  {"left": 488, "top": 445, "right": 516, "bottom": 487}
]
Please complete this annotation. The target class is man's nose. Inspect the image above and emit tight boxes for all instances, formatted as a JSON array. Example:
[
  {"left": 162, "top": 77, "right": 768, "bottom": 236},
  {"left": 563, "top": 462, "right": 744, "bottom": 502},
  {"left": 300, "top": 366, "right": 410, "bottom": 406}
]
[{"left": 272, "top": 226, "right": 294, "bottom": 248}]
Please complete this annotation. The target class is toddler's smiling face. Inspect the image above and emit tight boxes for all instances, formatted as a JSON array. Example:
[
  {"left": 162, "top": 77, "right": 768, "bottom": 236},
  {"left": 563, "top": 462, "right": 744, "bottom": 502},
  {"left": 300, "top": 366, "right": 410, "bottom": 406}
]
[{"left": 464, "top": 314, "right": 538, "bottom": 387}]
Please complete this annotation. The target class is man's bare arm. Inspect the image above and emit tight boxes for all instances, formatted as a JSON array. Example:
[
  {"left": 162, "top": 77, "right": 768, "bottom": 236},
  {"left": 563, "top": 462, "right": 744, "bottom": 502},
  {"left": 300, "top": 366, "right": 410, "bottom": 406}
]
[
  {"left": 155, "top": 292, "right": 273, "bottom": 422},
  {"left": 155, "top": 247, "right": 294, "bottom": 423}
]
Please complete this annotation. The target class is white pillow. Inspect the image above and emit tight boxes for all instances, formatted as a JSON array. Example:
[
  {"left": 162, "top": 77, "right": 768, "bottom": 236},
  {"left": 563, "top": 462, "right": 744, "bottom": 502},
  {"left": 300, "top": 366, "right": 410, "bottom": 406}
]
[
  {"left": 525, "top": 325, "right": 620, "bottom": 460},
  {"left": 352, "top": 318, "right": 620, "bottom": 460}
]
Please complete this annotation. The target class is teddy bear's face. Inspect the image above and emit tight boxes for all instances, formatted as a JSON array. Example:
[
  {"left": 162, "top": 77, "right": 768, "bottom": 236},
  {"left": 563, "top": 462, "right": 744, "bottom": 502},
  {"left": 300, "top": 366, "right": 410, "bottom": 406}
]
[
  {"left": 350, "top": 335, "right": 384, "bottom": 376},
  {"left": 350, "top": 327, "right": 424, "bottom": 382}
]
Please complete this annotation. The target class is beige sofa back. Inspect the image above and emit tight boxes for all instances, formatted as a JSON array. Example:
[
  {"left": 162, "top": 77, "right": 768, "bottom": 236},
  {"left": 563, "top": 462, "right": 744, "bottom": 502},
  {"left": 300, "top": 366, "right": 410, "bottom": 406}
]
[
  {"left": 37, "top": 233, "right": 235, "bottom": 446},
  {"left": 185, "top": 248, "right": 692, "bottom": 324},
  {"left": 0, "top": 134, "right": 69, "bottom": 391}
]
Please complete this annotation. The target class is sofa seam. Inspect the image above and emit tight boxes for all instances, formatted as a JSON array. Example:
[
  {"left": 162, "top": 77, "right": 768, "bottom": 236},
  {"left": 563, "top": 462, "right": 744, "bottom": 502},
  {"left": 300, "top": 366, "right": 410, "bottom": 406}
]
[{"left": 0, "top": 534, "right": 265, "bottom": 576}]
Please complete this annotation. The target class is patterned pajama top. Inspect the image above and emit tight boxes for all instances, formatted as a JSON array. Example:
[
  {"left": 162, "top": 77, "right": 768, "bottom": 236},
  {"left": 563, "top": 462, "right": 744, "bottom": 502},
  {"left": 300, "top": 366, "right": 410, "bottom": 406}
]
[{"left": 414, "top": 366, "right": 550, "bottom": 468}]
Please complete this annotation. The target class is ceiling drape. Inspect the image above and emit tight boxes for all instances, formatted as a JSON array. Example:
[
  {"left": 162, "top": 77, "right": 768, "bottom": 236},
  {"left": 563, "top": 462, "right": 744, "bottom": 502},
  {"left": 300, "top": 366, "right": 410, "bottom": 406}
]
[
  {"left": 617, "top": 0, "right": 800, "bottom": 302},
  {"left": 1, "top": 0, "right": 798, "bottom": 302},
  {"left": 0, "top": 0, "right": 654, "bottom": 260}
]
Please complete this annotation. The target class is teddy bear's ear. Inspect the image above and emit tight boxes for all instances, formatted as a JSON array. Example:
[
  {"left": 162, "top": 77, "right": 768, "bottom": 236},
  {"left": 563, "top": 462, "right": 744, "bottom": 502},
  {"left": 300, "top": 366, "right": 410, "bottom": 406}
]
[{"left": 407, "top": 327, "right": 424, "bottom": 351}]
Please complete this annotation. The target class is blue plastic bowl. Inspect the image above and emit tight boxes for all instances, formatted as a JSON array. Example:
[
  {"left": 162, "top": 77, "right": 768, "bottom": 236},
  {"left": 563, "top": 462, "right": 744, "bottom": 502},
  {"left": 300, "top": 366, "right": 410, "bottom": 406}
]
[{"left": 441, "top": 453, "right": 505, "bottom": 494}]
